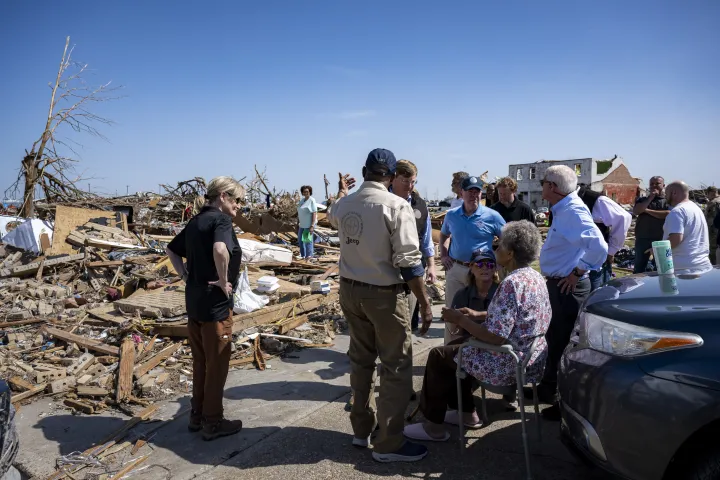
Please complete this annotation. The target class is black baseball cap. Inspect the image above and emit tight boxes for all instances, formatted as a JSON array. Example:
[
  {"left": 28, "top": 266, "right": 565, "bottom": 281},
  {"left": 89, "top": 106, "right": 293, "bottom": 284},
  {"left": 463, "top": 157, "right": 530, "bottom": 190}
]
[
  {"left": 365, "top": 148, "right": 397, "bottom": 175},
  {"left": 462, "top": 175, "right": 484, "bottom": 191}
]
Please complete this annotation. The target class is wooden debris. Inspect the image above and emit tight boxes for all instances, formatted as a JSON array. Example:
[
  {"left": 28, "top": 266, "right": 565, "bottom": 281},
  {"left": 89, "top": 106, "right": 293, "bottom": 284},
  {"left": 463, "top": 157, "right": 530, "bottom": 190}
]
[
  {"left": 253, "top": 335, "right": 266, "bottom": 371},
  {"left": 11, "top": 383, "right": 46, "bottom": 404},
  {"left": 44, "top": 327, "right": 120, "bottom": 356},
  {"left": 77, "top": 386, "right": 109, "bottom": 397},
  {"left": 134, "top": 343, "right": 181, "bottom": 379},
  {"left": 64, "top": 398, "right": 95, "bottom": 414},
  {"left": 108, "top": 454, "right": 150, "bottom": 480},
  {"left": 116, "top": 337, "right": 135, "bottom": 403},
  {"left": 8, "top": 376, "right": 34, "bottom": 392}
]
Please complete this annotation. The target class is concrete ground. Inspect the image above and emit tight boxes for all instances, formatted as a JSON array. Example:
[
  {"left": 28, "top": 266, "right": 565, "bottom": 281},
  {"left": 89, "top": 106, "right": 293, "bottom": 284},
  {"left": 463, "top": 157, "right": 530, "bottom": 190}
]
[{"left": 13, "top": 306, "right": 610, "bottom": 480}]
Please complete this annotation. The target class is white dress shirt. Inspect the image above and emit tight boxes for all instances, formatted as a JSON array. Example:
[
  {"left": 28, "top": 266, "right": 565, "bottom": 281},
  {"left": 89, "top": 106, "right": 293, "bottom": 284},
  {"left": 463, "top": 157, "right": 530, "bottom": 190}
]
[{"left": 591, "top": 196, "right": 632, "bottom": 256}]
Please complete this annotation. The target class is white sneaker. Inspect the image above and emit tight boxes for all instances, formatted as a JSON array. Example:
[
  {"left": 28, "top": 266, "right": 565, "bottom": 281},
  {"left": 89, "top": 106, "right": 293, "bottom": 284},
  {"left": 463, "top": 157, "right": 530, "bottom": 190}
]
[{"left": 352, "top": 436, "right": 370, "bottom": 448}]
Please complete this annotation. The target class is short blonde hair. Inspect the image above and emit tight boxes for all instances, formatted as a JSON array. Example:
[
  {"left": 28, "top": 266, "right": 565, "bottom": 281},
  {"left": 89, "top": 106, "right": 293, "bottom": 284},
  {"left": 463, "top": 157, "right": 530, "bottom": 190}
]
[
  {"left": 396, "top": 159, "right": 418, "bottom": 177},
  {"left": 206, "top": 176, "right": 245, "bottom": 202},
  {"left": 496, "top": 177, "right": 518, "bottom": 192},
  {"left": 452, "top": 171, "right": 469, "bottom": 184}
]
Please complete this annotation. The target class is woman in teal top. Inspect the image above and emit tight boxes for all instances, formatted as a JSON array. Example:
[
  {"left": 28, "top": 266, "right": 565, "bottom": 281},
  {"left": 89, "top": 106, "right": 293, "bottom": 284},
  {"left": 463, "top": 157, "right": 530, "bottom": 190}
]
[{"left": 297, "top": 185, "right": 318, "bottom": 260}]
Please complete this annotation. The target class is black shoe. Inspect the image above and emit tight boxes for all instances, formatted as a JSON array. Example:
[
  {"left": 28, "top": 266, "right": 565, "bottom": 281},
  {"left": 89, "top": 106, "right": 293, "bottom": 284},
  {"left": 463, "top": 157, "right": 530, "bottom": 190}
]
[
  {"left": 523, "top": 385, "right": 556, "bottom": 405},
  {"left": 409, "top": 392, "right": 417, "bottom": 401},
  {"left": 541, "top": 403, "right": 562, "bottom": 422}
]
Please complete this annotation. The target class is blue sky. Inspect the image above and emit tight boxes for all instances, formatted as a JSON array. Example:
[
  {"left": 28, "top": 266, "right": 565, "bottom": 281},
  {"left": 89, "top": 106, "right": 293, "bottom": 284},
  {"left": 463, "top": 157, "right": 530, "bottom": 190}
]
[{"left": 1, "top": 0, "right": 718, "bottom": 201}]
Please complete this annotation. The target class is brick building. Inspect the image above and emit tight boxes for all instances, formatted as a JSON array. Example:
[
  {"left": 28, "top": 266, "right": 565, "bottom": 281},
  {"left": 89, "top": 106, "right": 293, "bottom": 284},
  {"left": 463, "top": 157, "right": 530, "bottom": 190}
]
[{"left": 508, "top": 156, "right": 641, "bottom": 208}]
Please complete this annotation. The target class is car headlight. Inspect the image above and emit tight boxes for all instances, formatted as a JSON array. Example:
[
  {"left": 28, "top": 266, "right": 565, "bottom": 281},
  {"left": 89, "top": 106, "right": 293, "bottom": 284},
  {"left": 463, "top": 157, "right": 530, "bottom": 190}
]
[{"left": 578, "top": 312, "right": 703, "bottom": 357}]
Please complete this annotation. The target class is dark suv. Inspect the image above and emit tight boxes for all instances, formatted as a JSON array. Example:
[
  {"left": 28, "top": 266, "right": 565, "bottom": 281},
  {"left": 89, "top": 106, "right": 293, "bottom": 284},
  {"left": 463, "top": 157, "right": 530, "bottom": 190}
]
[
  {"left": 0, "top": 380, "right": 19, "bottom": 480},
  {"left": 559, "top": 266, "right": 720, "bottom": 480}
]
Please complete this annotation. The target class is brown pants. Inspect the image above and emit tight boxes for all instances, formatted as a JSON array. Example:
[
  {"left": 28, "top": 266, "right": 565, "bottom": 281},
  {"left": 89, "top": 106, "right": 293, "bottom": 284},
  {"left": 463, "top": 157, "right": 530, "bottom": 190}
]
[
  {"left": 419, "top": 339, "right": 476, "bottom": 425},
  {"left": 339, "top": 281, "right": 412, "bottom": 454},
  {"left": 188, "top": 311, "right": 233, "bottom": 424}
]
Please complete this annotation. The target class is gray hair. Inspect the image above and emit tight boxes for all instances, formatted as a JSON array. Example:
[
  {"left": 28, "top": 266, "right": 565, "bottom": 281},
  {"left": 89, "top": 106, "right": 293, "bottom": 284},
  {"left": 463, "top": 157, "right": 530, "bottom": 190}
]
[
  {"left": 544, "top": 165, "right": 578, "bottom": 195},
  {"left": 498, "top": 220, "right": 542, "bottom": 267}
]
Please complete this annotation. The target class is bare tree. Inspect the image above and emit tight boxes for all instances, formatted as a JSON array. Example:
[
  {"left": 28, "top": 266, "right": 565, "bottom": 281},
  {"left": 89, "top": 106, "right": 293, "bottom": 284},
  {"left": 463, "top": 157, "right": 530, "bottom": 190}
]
[{"left": 7, "top": 36, "right": 122, "bottom": 217}]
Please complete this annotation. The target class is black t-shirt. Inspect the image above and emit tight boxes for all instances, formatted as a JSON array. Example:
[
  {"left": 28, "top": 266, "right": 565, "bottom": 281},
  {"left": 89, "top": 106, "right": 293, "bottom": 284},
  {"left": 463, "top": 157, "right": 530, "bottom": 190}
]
[
  {"left": 167, "top": 206, "right": 242, "bottom": 322},
  {"left": 634, "top": 195, "right": 670, "bottom": 240},
  {"left": 490, "top": 199, "right": 535, "bottom": 223}
]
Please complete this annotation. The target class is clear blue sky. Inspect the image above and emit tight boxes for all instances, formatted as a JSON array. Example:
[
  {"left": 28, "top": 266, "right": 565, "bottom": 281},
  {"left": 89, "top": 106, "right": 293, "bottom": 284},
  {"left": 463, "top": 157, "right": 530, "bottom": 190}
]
[{"left": 1, "top": 0, "right": 718, "bottom": 201}]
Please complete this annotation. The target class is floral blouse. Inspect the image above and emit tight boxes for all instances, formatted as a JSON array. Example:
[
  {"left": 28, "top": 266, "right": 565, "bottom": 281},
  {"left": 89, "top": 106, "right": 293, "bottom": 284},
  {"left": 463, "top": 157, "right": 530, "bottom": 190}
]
[{"left": 457, "top": 266, "right": 551, "bottom": 386}]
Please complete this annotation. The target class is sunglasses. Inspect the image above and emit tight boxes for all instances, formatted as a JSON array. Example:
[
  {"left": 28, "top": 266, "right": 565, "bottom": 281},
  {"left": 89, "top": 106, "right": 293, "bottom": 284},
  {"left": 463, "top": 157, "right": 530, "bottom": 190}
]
[
  {"left": 224, "top": 192, "right": 242, "bottom": 204},
  {"left": 474, "top": 260, "right": 496, "bottom": 269}
]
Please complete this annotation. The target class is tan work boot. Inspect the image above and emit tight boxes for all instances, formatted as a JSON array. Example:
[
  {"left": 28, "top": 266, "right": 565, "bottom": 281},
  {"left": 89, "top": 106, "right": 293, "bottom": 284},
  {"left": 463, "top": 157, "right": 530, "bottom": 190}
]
[{"left": 202, "top": 418, "right": 243, "bottom": 441}]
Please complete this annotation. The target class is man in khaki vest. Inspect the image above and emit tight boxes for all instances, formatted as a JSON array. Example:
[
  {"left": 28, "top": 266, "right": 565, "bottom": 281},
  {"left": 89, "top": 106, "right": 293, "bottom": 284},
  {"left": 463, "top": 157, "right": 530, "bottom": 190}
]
[{"left": 328, "top": 148, "right": 433, "bottom": 463}]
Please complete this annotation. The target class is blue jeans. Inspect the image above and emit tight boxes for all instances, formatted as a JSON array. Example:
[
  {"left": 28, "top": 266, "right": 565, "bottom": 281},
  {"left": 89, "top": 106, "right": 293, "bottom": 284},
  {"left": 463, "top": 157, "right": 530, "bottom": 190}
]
[
  {"left": 589, "top": 262, "right": 613, "bottom": 292},
  {"left": 633, "top": 238, "right": 656, "bottom": 274},
  {"left": 298, "top": 227, "right": 314, "bottom": 258}
]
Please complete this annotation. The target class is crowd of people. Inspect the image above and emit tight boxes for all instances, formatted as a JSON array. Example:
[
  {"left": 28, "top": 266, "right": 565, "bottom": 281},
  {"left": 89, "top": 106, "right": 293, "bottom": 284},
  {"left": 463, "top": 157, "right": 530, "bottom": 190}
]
[{"left": 162, "top": 152, "right": 716, "bottom": 464}]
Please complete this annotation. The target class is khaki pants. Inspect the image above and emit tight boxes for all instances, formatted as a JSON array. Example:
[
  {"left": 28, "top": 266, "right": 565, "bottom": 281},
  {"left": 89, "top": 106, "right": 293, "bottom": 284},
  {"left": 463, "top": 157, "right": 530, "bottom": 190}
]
[
  {"left": 188, "top": 311, "right": 233, "bottom": 424},
  {"left": 444, "top": 263, "right": 470, "bottom": 344},
  {"left": 339, "top": 281, "right": 412, "bottom": 454}
]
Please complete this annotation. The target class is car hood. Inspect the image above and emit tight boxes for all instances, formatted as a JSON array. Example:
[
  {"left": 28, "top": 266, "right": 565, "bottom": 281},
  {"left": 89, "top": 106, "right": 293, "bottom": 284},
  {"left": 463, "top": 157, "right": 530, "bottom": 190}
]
[{"left": 583, "top": 265, "right": 720, "bottom": 329}]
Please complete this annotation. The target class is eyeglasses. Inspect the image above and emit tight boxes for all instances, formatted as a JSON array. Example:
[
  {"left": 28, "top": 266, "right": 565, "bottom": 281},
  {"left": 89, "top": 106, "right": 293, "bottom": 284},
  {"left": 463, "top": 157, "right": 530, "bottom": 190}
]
[
  {"left": 474, "top": 260, "right": 496, "bottom": 269},
  {"left": 539, "top": 179, "right": 552, "bottom": 187},
  {"left": 398, "top": 177, "right": 417, "bottom": 186}
]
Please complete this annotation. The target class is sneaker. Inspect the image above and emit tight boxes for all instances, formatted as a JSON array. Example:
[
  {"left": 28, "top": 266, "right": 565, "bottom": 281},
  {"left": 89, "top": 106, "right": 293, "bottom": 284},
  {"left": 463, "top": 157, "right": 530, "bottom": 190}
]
[
  {"left": 202, "top": 418, "right": 243, "bottom": 441},
  {"left": 352, "top": 436, "right": 371, "bottom": 448},
  {"left": 372, "top": 441, "right": 429, "bottom": 463}
]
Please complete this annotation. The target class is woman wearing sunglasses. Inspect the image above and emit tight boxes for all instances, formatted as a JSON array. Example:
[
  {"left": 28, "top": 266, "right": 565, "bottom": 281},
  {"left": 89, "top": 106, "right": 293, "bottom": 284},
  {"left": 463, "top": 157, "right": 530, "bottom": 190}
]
[{"left": 404, "top": 221, "right": 551, "bottom": 441}]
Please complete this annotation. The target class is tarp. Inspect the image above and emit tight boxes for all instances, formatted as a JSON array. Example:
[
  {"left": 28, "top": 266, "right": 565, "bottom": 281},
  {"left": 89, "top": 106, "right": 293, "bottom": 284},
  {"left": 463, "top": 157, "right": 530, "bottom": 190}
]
[
  {"left": 0, "top": 215, "right": 25, "bottom": 239},
  {"left": 2, "top": 219, "right": 54, "bottom": 254}
]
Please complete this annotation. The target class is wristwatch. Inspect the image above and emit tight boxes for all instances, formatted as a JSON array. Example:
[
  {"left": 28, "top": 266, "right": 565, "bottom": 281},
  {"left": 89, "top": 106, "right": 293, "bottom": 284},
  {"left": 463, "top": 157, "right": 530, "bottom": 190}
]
[{"left": 571, "top": 267, "right": 583, "bottom": 278}]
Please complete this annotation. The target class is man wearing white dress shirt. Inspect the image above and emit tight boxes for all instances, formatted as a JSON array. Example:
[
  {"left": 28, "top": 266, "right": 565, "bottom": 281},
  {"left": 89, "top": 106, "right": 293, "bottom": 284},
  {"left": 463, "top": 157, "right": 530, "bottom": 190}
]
[{"left": 575, "top": 185, "right": 632, "bottom": 291}]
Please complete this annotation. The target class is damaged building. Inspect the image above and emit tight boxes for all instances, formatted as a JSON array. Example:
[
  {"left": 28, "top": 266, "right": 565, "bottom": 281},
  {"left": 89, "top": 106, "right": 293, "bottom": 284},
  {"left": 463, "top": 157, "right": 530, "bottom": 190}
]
[{"left": 508, "top": 155, "right": 642, "bottom": 208}]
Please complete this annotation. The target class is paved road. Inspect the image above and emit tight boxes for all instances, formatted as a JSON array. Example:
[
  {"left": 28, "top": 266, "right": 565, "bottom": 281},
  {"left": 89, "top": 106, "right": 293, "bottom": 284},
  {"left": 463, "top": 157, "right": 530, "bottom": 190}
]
[{"left": 14, "top": 306, "right": 609, "bottom": 479}]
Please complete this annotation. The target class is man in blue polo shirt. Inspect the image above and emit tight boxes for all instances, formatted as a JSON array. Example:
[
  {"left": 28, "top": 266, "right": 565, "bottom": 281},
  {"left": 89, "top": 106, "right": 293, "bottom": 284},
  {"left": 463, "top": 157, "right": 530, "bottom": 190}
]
[{"left": 439, "top": 175, "right": 505, "bottom": 344}]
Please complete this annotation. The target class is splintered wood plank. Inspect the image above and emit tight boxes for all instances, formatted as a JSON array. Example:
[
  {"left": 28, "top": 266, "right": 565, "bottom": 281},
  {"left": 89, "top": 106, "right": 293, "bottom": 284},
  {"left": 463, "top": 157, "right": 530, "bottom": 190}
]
[
  {"left": 278, "top": 314, "right": 310, "bottom": 335},
  {"left": 133, "top": 343, "right": 181, "bottom": 379},
  {"left": 11, "top": 383, "right": 46, "bottom": 403},
  {"left": 44, "top": 327, "right": 120, "bottom": 356},
  {"left": 116, "top": 337, "right": 135, "bottom": 403},
  {"left": 49, "top": 205, "right": 120, "bottom": 255}
]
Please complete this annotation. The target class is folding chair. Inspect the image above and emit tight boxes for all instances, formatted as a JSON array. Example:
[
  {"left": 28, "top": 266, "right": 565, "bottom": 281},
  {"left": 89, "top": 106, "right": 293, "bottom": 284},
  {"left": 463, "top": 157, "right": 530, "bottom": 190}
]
[{"left": 456, "top": 337, "right": 542, "bottom": 480}]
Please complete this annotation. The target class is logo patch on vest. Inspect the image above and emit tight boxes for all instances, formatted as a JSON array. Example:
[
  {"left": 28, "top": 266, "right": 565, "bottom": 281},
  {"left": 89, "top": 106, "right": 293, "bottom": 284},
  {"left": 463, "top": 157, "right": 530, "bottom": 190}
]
[
  {"left": 341, "top": 211, "right": 363, "bottom": 245},
  {"left": 413, "top": 209, "right": 422, "bottom": 219}
]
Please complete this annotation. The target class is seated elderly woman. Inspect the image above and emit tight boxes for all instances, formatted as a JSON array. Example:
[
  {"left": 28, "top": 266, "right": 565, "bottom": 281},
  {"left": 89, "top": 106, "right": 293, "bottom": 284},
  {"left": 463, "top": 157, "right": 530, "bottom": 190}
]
[{"left": 404, "top": 220, "right": 551, "bottom": 442}]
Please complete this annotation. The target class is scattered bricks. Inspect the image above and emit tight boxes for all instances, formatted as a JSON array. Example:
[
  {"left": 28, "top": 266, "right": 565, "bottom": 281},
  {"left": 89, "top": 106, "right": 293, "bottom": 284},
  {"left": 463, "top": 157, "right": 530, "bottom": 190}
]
[
  {"left": 77, "top": 386, "right": 108, "bottom": 397},
  {"left": 67, "top": 353, "right": 95, "bottom": 376},
  {"left": 90, "top": 278, "right": 102, "bottom": 292},
  {"left": 141, "top": 377, "right": 156, "bottom": 394},
  {"left": 77, "top": 374, "right": 93, "bottom": 385},
  {"left": 138, "top": 374, "right": 151, "bottom": 386},
  {"left": 155, "top": 373, "right": 169, "bottom": 385},
  {"left": 49, "top": 376, "right": 77, "bottom": 393},
  {"left": 14, "top": 361, "right": 34, "bottom": 373},
  {"left": 7, "top": 310, "right": 31, "bottom": 320},
  {"left": 60, "top": 358, "right": 76, "bottom": 367},
  {"left": 86, "top": 363, "right": 106, "bottom": 377},
  {"left": 37, "top": 301, "right": 54, "bottom": 316},
  {"left": 35, "top": 369, "right": 66, "bottom": 383}
]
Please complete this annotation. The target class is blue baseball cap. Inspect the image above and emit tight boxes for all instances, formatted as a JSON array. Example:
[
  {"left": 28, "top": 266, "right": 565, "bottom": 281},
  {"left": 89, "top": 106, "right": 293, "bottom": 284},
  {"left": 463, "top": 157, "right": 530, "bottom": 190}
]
[
  {"left": 471, "top": 248, "right": 496, "bottom": 263},
  {"left": 365, "top": 148, "right": 397, "bottom": 175},
  {"left": 462, "top": 175, "right": 484, "bottom": 191}
]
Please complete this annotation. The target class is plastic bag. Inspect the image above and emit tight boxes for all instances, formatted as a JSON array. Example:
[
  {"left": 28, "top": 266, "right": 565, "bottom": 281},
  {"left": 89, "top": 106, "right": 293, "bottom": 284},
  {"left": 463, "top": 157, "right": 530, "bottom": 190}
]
[
  {"left": 233, "top": 267, "right": 269, "bottom": 314},
  {"left": 301, "top": 229, "right": 312, "bottom": 243}
]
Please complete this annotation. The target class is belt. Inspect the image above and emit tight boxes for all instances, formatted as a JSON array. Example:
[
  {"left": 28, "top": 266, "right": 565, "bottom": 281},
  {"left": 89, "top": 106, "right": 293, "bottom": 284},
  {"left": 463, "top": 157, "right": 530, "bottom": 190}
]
[
  {"left": 545, "top": 274, "right": 589, "bottom": 281},
  {"left": 451, "top": 258, "right": 471, "bottom": 267},
  {"left": 340, "top": 277, "right": 404, "bottom": 292}
]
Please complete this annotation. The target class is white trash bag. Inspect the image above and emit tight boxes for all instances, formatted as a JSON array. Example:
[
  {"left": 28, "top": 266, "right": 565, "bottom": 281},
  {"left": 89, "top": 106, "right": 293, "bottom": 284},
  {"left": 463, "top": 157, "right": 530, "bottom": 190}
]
[{"left": 233, "top": 267, "right": 269, "bottom": 314}]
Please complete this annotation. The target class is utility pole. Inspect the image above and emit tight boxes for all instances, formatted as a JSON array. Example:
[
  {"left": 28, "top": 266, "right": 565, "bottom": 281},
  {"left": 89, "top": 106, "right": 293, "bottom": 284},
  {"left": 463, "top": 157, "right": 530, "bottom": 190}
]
[
  {"left": 323, "top": 174, "right": 330, "bottom": 200},
  {"left": 126, "top": 185, "right": 129, "bottom": 195}
]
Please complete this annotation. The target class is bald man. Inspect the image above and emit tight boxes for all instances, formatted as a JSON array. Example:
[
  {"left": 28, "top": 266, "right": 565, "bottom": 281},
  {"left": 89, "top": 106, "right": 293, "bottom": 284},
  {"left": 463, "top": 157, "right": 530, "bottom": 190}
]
[{"left": 663, "top": 181, "right": 712, "bottom": 270}]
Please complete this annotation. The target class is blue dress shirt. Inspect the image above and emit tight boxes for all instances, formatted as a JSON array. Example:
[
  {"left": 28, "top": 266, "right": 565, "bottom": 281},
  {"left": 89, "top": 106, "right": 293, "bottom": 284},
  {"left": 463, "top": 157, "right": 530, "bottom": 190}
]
[{"left": 540, "top": 192, "right": 608, "bottom": 278}]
